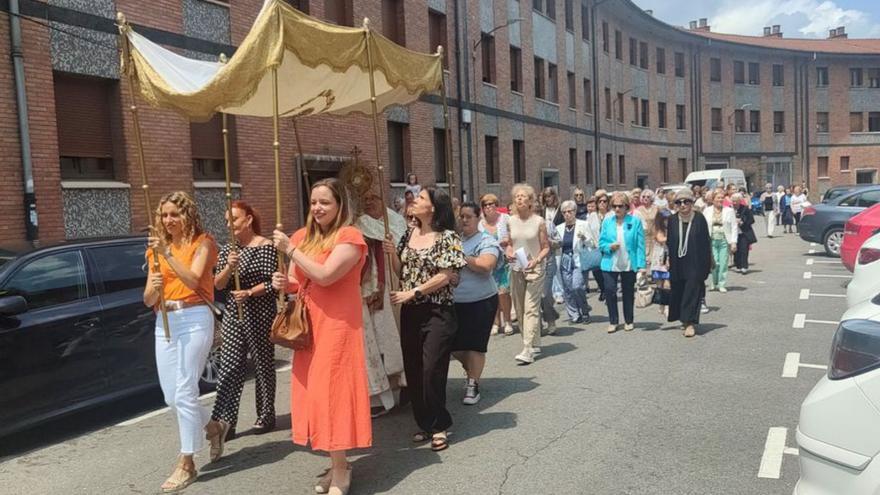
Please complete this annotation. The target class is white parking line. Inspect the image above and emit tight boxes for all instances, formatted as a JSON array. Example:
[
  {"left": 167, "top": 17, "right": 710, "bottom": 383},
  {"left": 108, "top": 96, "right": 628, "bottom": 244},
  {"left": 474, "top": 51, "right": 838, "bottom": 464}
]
[
  {"left": 808, "top": 249, "right": 817, "bottom": 254},
  {"left": 811, "top": 259, "right": 840, "bottom": 265},
  {"left": 803, "top": 272, "right": 812, "bottom": 279},
  {"left": 811, "top": 274, "right": 851, "bottom": 279},
  {"left": 759, "top": 427, "right": 788, "bottom": 479},
  {"left": 804, "top": 318, "right": 839, "bottom": 326},
  {"left": 782, "top": 353, "right": 829, "bottom": 378},
  {"left": 799, "top": 289, "right": 810, "bottom": 300},
  {"left": 806, "top": 259, "right": 814, "bottom": 266},
  {"left": 811, "top": 293, "right": 846, "bottom": 298},
  {"left": 784, "top": 447, "right": 800, "bottom": 456},
  {"left": 793, "top": 314, "right": 806, "bottom": 328},
  {"left": 810, "top": 243, "right": 817, "bottom": 247}
]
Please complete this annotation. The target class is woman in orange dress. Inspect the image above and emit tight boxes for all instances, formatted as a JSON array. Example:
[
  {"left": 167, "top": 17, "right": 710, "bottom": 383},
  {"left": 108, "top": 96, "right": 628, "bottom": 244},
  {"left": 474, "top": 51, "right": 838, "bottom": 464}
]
[{"left": 272, "top": 178, "right": 370, "bottom": 495}]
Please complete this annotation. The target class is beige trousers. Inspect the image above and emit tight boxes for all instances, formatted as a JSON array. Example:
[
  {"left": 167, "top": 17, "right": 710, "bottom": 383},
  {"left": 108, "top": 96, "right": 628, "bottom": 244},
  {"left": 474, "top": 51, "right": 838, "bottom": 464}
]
[{"left": 510, "top": 267, "right": 546, "bottom": 349}]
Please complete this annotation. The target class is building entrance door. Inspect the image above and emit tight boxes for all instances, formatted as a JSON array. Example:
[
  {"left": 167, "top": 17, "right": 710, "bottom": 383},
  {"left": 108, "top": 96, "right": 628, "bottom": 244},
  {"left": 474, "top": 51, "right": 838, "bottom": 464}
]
[
  {"left": 764, "top": 162, "right": 792, "bottom": 188},
  {"left": 542, "top": 169, "right": 560, "bottom": 191}
]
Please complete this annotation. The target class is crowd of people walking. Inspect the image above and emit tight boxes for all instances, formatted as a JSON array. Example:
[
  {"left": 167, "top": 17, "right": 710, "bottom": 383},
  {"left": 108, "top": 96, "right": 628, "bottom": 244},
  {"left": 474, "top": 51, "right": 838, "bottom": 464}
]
[{"left": 142, "top": 173, "right": 782, "bottom": 493}]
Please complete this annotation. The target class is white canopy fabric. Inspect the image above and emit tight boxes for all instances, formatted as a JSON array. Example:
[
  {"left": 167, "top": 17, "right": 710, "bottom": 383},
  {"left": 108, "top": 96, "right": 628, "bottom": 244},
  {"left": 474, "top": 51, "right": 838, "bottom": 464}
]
[{"left": 119, "top": 0, "right": 444, "bottom": 121}]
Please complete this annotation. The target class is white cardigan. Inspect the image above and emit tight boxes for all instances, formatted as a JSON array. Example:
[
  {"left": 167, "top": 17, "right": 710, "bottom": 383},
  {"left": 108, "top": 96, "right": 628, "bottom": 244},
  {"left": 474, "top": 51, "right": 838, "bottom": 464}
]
[
  {"left": 555, "top": 219, "right": 595, "bottom": 269},
  {"left": 706, "top": 206, "right": 738, "bottom": 245}
]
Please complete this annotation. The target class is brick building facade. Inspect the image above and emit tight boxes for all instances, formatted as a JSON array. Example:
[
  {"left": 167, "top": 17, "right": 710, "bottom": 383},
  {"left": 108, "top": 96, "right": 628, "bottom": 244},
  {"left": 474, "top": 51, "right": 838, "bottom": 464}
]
[{"left": 0, "top": 0, "right": 878, "bottom": 245}]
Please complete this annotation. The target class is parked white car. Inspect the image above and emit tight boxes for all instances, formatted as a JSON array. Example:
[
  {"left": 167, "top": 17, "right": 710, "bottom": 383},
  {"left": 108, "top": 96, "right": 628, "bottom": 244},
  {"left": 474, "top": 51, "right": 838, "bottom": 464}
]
[
  {"left": 846, "top": 232, "right": 880, "bottom": 308},
  {"left": 795, "top": 297, "right": 880, "bottom": 494}
]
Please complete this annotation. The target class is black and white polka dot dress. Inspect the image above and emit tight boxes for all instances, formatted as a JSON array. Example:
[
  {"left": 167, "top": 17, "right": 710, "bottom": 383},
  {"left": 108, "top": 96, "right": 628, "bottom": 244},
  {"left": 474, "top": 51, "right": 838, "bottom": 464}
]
[{"left": 210, "top": 242, "right": 279, "bottom": 428}]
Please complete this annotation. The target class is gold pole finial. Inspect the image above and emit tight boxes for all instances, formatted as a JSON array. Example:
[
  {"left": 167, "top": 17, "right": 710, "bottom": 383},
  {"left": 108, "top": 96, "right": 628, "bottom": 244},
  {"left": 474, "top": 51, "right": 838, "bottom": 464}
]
[{"left": 362, "top": 17, "right": 371, "bottom": 30}]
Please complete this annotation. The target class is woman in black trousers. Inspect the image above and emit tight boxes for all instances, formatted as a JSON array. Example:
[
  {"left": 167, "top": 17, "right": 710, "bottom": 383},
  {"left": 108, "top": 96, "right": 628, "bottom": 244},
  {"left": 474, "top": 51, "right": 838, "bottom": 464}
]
[
  {"left": 385, "top": 187, "right": 466, "bottom": 452},
  {"left": 732, "top": 193, "right": 757, "bottom": 274}
]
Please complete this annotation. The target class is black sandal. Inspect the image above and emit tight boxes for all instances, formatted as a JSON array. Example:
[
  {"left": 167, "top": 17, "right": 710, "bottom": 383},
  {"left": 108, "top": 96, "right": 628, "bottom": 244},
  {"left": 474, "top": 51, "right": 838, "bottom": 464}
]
[
  {"left": 252, "top": 417, "right": 275, "bottom": 435},
  {"left": 431, "top": 432, "right": 449, "bottom": 451}
]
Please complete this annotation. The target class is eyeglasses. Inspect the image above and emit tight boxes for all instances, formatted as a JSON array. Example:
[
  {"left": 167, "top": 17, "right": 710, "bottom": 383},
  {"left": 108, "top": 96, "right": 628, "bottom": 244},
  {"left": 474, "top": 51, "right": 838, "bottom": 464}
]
[
  {"left": 611, "top": 204, "right": 627, "bottom": 209},
  {"left": 674, "top": 199, "right": 694, "bottom": 206},
  {"left": 562, "top": 209, "right": 576, "bottom": 214},
  {"left": 481, "top": 202, "right": 496, "bottom": 207},
  {"left": 598, "top": 199, "right": 608, "bottom": 203}
]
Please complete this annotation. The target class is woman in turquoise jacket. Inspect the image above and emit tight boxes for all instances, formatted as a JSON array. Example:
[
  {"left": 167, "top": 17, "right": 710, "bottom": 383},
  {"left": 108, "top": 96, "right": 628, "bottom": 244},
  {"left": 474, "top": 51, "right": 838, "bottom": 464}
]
[{"left": 598, "top": 191, "right": 646, "bottom": 333}]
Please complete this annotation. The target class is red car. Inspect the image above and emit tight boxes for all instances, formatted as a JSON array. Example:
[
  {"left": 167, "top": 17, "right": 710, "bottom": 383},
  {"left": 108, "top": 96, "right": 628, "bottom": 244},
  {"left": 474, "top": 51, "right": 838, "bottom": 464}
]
[{"left": 841, "top": 203, "right": 880, "bottom": 272}]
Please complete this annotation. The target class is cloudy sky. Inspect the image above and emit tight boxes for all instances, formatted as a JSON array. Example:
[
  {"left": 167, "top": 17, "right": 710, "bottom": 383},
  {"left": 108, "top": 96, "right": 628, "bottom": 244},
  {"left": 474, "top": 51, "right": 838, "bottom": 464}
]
[{"left": 635, "top": 0, "right": 880, "bottom": 38}]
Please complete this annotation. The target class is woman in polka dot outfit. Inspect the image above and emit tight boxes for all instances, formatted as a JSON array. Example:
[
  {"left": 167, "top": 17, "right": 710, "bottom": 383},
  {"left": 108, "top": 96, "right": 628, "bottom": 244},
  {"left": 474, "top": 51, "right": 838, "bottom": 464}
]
[{"left": 205, "top": 200, "right": 279, "bottom": 461}]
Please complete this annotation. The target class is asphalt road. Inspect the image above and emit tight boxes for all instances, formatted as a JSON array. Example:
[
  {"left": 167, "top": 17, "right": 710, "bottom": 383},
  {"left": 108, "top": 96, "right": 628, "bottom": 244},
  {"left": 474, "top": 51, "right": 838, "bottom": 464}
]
[{"left": 0, "top": 216, "right": 850, "bottom": 494}]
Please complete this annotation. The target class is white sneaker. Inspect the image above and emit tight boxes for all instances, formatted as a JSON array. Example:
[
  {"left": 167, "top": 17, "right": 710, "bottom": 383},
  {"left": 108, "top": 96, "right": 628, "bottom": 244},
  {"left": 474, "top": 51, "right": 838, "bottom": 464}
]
[
  {"left": 462, "top": 379, "right": 480, "bottom": 405},
  {"left": 515, "top": 347, "right": 535, "bottom": 364},
  {"left": 700, "top": 303, "right": 710, "bottom": 314},
  {"left": 490, "top": 324, "right": 500, "bottom": 335},
  {"left": 624, "top": 323, "right": 634, "bottom": 331},
  {"left": 532, "top": 346, "right": 542, "bottom": 355},
  {"left": 503, "top": 323, "right": 515, "bottom": 335},
  {"left": 718, "top": 287, "right": 728, "bottom": 293}
]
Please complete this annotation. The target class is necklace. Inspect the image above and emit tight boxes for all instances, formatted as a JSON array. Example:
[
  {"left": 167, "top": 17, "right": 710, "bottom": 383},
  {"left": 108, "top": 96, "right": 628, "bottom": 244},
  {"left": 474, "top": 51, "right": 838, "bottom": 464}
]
[{"left": 677, "top": 214, "right": 694, "bottom": 258}]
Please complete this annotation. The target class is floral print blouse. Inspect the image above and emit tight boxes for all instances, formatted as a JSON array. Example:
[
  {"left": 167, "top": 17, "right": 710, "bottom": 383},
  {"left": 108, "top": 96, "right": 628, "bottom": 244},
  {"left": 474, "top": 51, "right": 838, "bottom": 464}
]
[{"left": 397, "top": 228, "right": 467, "bottom": 305}]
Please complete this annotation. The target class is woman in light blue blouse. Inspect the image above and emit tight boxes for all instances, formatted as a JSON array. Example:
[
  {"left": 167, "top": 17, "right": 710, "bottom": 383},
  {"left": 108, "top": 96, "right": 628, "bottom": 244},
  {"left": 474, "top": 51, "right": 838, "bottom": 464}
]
[{"left": 598, "top": 191, "right": 646, "bottom": 333}]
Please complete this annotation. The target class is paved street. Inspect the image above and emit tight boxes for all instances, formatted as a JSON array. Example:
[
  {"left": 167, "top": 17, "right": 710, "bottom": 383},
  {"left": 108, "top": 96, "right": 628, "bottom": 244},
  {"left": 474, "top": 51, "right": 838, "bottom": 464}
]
[{"left": 0, "top": 216, "right": 850, "bottom": 494}]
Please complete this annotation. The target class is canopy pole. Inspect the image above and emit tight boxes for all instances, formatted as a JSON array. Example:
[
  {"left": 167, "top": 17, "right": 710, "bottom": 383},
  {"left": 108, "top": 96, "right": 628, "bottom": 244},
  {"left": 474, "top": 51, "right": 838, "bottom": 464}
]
[
  {"left": 221, "top": 112, "right": 244, "bottom": 321},
  {"left": 271, "top": 66, "right": 285, "bottom": 312},
  {"left": 438, "top": 46, "right": 456, "bottom": 198},
  {"left": 117, "top": 13, "right": 170, "bottom": 342},
  {"left": 363, "top": 19, "right": 397, "bottom": 291}
]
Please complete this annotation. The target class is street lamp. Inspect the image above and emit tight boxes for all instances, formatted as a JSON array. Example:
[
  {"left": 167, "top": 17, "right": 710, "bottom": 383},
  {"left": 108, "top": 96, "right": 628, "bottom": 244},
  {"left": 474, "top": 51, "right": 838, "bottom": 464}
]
[{"left": 470, "top": 18, "right": 523, "bottom": 198}]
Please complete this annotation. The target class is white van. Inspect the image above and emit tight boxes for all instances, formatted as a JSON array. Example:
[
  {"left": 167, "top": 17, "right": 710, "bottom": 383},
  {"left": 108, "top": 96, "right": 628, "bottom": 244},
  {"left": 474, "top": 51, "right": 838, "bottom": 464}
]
[{"left": 685, "top": 169, "right": 747, "bottom": 193}]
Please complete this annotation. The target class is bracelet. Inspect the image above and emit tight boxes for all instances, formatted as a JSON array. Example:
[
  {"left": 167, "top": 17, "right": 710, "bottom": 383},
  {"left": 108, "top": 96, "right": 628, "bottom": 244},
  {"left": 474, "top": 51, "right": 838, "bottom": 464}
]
[{"left": 286, "top": 246, "right": 296, "bottom": 258}]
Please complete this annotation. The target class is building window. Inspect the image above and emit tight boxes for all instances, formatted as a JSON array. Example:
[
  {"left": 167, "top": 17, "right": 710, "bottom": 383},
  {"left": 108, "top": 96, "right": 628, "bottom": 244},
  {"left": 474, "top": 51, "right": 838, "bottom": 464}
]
[
  {"left": 513, "top": 140, "right": 526, "bottom": 182},
  {"left": 675, "top": 104, "right": 686, "bottom": 130},
  {"left": 604, "top": 87, "right": 611, "bottom": 119},
  {"left": 534, "top": 57, "right": 546, "bottom": 99},
  {"left": 749, "top": 110, "right": 761, "bottom": 133},
  {"left": 656, "top": 47, "right": 666, "bottom": 74},
  {"left": 657, "top": 101, "right": 667, "bottom": 129},
  {"left": 869, "top": 68, "right": 880, "bottom": 88},
  {"left": 674, "top": 52, "right": 684, "bottom": 77},
  {"left": 480, "top": 33, "right": 496, "bottom": 83},
  {"left": 850, "top": 68, "right": 863, "bottom": 87},
  {"left": 585, "top": 150, "right": 593, "bottom": 184},
  {"left": 816, "top": 112, "right": 829, "bottom": 133},
  {"left": 433, "top": 129, "right": 447, "bottom": 183},
  {"left": 548, "top": 63, "right": 559, "bottom": 102},
  {"left": 660, "top": 157, "right": 669, "bottom": 183},
  {"left": 773, "top": 111, "right": 784, "bottom": 133},
  {"left": 601, "top": 21, "right": 609, "bottom": 52},
  {"left": 748, "top": 62, "right": 760, "bottom": 85},
  {"left": 534, "top": 0, "right": 555, "bottom": 19},
  {"left": 639, "top": 41, "right": 648, "bottom": 69},
  {"left": 618, "top": 155, "right": 626, "bottom": 184},
  {"left": 286, "top": 0, "right": 309, "bottom": 13},
  {"left": 619, "top": 93, "right": 626, "bottom": 123},
  {"left": 869, "top": 112, "right": 880, "bottom": 132},
  {"left": 485, "top": 135, "right": 499, "bottom": 183},
  {"left": 569, "top": 148, "right": 578, "bottom": 183},
  {"left": 817, "top": 156, "right": 829, "bottom": 178},
  {"left": 580, "top": 3, "right": 589, "bottom": 40},
  {"left": 567, "top": 72, "right": 576, "bottom": 108},
  {"left": 710, "top": 58, "right": 721, "bottom": 82},
  {"left": 851, "top": 112, "right": 864, "bottom": 132},
  {"left": 772, "top": 64, "right": 784, "bottom": 86},
  {"left": 630, "top": 96, "right": 638, "bottom": 125},
  {"left": 640, "top": 99, "right": 649, "bottom": 127},
  {"left": 614, "top": 30, "right": 622, "bottom": 60},
  {"left": 324, "top": 0, "right": 353, "bottom": 26},
  {"left": 510, "top": 46, "right": 523, "bottom": 92},
  {"left": 387, "top": 121, "right": 409, "bottom": 182},
  {"left": 54, "top": 73, "right": 117, "bottom": 180},
  {"left": 191, "top": 114, "right": 234, "bottom": 180},
  {"left": 605, "top": 153, "right": 613, "bottom": 184},
  {"left": 840, "top": 156, "right": 850, "bottom": 171},
  {"left": 678, "top": 158, "right": 687, "bottom": 180},
  {"left": 381, "top": 0, "right": 405, "bottom": 45},
  {"left": 734, "top": 109, "right": 745, "bottom": 132},
  {"left": 583, "top": 78, "right": 592, "bottom": 113},
  {"left": 816, "top": 67, "right": 829, "bottom": 87},
  {"left": 564, "top": 0, "right": 574, "bottom": 31},
  {"left": 711, "top": 107, "right": 722, "bottom": 131},
  {"left": 733, "top": 61, "right": 745, "bottom": 84},
  {"left": 629, "top": 37, "right": 638, "bottom": 66},
  {"left": 428, "top": 10, "right": 448, "bottom": 67}
]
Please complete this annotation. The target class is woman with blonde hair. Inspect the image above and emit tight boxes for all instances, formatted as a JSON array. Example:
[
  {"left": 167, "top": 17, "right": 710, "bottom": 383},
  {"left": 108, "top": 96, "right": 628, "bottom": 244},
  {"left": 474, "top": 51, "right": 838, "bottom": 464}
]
[
  {"left": 598, "top": 191, "right": 645, "bottom": 333},
  {"left": 478, "top": 193, "right": 514, "bottom": 335},
  {"left": 143, "top": 191, "right": 218, "bottom": 492},
  {"left": 506, "top": 183, "right": 550, "bottom": 364},
  {"left": 272, "top": 178, "right": 371, "bottom": 495},
  {"left": 707, "top": 192, "right": 738, "bottom": 292}
]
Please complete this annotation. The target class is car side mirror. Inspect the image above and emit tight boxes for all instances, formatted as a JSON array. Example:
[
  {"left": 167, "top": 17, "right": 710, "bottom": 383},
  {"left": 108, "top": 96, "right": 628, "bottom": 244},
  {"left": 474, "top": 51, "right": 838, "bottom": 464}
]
[{"left": 0, "top": 295, "right": 27, "bottom": 316}]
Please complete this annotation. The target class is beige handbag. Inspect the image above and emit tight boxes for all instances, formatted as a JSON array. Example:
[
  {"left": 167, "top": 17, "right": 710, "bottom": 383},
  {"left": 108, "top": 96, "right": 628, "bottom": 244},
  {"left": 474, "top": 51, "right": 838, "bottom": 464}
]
[
  {"left": 270, "top": 281, "right": 313, "bottom": 350},
  {"left": 635, "top": 285, "right": 654, "bottom": 308}
]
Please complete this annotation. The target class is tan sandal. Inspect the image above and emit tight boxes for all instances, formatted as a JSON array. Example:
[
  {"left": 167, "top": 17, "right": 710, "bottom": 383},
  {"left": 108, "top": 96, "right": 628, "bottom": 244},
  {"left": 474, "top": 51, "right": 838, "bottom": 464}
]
[
  {"left": 205, "top": 419, "right": 230, "bottom": 463},
  {"left": 161, "top": 462, "right": 197, "bottom": 493}
]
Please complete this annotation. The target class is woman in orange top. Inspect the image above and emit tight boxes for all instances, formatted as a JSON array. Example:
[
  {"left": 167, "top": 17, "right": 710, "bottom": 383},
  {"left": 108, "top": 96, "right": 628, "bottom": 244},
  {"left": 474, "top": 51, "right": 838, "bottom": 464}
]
[
  {"left": 272, "top": 178, "right": 370, "bottom": 495},
  {"left": 143, "top": 191, "right": 218, "bottom": 493}
]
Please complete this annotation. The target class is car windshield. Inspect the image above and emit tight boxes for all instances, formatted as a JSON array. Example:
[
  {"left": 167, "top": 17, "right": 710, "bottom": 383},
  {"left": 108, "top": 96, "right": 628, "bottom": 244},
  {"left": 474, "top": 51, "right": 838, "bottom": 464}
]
[{"left": 824, "top": 188, "right": 853, "bottom": 203}]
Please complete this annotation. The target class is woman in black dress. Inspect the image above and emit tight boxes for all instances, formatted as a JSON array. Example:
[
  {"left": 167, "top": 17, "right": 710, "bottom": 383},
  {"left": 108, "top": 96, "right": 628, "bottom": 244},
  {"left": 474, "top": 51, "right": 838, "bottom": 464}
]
[
  {"left": 205, "top": 201, "right": 278, "bottom": 461},
  {"left": 666, "top": 190, "right": 713, "bottom": 338},
  {"left": 732, "top": 193, "right": 757, "bottom": 274}
]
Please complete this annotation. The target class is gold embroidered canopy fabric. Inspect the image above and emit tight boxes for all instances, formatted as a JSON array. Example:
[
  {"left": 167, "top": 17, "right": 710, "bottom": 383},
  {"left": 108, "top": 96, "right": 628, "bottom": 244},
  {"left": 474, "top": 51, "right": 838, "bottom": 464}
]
[{"left": 120, "top": 0, "right": 443, "bottom": 120}]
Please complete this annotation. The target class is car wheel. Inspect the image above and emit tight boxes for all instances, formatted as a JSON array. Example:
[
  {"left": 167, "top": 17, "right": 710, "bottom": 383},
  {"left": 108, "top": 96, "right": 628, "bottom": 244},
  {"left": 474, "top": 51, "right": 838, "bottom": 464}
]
[
  {"left": 823, "top": 228, "right": 844, "bottom": 258},
  {"left": 199, "top": 346, "right": 221, "bottom": 392}
]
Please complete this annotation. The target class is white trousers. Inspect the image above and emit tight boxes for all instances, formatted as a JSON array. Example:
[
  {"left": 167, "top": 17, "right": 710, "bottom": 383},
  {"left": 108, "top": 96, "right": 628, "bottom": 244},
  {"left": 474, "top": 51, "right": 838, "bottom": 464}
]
[
  {"left": 155, "top": 305, "right": 214, "bottom": 454},
  {"left": 766, "top": 211, "right": 777, "bottom": 237}
]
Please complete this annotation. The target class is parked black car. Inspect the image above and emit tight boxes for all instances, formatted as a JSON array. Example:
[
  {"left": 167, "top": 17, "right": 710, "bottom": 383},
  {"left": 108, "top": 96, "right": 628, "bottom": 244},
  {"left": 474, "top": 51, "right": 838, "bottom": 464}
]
[
  {"left": 800, "top": 186, "right": 880, "bottom": 256},
  {"left": 0, "top": 236, "right": 221, "bottom": 437}
]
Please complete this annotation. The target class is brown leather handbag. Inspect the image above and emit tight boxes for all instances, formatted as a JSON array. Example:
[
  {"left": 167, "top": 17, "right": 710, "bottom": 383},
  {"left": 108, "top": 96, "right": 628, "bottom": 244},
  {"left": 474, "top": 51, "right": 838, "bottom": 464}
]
[{"left": 270, "top": 280, "right": 312, "bottom": 350}]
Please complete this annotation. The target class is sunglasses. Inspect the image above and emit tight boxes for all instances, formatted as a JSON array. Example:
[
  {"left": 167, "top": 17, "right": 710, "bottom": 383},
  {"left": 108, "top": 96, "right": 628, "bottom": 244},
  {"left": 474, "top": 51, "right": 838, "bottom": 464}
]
[
  {"left": 482, "top": 202, "right": 496, "bottom": 207},
  {"left": 674, "top": 199, "right": 694, "bottom": 206},
  {"left": 611, "top": 204, "right": 627, "bottom": 209},
  {"left": 598, "top": 199, "right": 608, "bottom": 203}
]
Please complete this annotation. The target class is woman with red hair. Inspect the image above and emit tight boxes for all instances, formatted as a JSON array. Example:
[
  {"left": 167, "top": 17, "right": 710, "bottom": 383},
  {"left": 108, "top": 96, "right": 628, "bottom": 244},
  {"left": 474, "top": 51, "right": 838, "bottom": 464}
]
[{"left": 205, "top": 200, "right": 279, "bottom": 460}]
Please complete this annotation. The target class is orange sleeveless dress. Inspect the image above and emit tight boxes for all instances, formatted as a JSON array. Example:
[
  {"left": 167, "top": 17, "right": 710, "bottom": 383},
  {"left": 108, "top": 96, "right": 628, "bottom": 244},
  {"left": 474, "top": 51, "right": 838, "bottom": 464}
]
[{"left": 289, "top": 226, "right": 371, "bottom": 451}]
